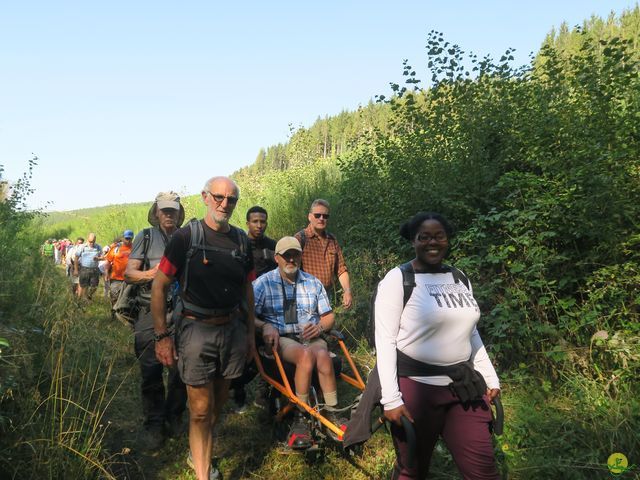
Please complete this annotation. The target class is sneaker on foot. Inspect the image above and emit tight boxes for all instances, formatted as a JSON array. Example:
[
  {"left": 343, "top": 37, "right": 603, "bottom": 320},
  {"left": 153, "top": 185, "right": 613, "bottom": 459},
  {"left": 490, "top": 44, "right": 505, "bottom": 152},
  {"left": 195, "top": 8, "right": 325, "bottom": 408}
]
[
  {"left": 233, "top": 403, "right": 248, "bottom": 414},
  {"left": 253, "top": 394, "right": 269, "bottom": 410},
  {"left": 232, "top": 386, "right": 247, "bottom": 414},
  {"left": 187, "top": 452, "right": 223, "bottom": 480},
  {"left": 252, "top": 379, "right": 270, "bottom": 410},
  {"left": 287, "top": 411, "right": 313, "bottom": 450}
]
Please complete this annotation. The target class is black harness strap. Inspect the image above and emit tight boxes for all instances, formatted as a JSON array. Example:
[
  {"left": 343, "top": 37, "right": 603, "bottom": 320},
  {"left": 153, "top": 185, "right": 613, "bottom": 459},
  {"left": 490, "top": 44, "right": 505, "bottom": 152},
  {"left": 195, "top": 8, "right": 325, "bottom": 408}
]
[
  {"left": 180, "top": 219, "right": 250, "bottom": 318},
  {"left": 396, "top": 349, "right": 487, "bottom": 405},
  {"left": 141, "top": 228, "right": 151, "bottom": 271},
  {"left": 398, "top": 262, "right": 416, "bottom": 308}
]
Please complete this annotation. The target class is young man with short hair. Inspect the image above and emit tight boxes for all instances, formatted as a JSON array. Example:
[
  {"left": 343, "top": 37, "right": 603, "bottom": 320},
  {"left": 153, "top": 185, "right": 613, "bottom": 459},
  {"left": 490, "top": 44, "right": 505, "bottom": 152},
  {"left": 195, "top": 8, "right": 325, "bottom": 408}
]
[{"left": 230, "top": 205, "right": 278, "bottom": 412}]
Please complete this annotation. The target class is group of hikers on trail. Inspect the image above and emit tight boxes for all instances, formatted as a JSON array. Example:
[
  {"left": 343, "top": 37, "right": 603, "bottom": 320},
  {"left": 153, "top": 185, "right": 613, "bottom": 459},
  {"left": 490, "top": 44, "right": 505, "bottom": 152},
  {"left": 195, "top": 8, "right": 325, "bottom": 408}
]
[{"left": 44, "top": 175, "right": 502, "bottom": 480}]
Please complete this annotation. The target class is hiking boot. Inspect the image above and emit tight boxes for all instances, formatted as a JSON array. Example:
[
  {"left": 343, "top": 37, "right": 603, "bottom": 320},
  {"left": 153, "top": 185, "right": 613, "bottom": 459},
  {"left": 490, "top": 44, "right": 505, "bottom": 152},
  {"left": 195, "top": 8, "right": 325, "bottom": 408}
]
[
  {"left": 187, "top": 452, "right": 223, "bottom": 480},
  {"left": 252, "top": 378, "right": 269, "bottom": 410},
  {"left": 287, "top": 411, "right": 313, "bottom": 450},
  {"left": 138, "top": 424, "right": 164, "bottom": 451},
  {"left": 232, "top": 386, "right": 247, "bottom": 414},
  {"left": 322, "top": 408, "right": 347, "bottom": 441}
]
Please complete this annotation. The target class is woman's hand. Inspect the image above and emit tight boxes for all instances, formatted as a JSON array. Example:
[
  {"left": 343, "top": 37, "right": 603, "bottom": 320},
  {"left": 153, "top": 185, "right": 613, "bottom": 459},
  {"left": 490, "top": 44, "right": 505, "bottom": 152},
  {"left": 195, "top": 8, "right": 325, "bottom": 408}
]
[
  {"left": 487, "top": 388, "right": 500, "bottom": 402},
  {"left": 383, "top": 404, "right": 414, "bottom": 427}
]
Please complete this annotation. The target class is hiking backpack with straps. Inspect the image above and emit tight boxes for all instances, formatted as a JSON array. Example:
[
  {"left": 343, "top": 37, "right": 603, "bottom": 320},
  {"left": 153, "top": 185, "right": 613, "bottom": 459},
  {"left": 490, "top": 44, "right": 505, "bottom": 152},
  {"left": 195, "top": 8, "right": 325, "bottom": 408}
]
[
  {"left": 366, "top": 261, "right": 470, "bottom": 348},
  {"left": 177, "top": 218, "right": 251, "bottom": 318},
  {"left": 113, "top": 228, "right": 152, "bottom": 325}
]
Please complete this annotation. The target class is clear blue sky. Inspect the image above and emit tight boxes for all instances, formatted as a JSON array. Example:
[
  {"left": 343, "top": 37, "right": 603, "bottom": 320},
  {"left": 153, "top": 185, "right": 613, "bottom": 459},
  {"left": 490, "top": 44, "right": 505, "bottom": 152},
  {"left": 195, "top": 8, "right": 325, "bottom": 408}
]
[{"left": 1, "top": 1, "right": 636, "bottom": 211}]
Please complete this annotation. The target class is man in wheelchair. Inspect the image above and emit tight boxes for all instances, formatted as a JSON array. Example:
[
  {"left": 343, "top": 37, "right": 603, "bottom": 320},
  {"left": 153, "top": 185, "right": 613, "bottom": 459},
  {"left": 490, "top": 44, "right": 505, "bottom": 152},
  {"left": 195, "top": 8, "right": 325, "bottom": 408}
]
[{"left": 253, "top": 236, "right": 341, "bottom": 449}]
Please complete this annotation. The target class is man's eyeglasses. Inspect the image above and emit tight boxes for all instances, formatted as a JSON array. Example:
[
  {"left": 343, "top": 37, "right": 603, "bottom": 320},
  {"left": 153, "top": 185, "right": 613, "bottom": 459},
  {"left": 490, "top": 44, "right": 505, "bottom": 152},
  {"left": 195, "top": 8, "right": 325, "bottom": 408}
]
[
  {"left": 416, "top": 232, "right": 447, "bottom": 242},
  {"left": 207, "top": 191, "right": 238, "bottom": 205},
  {"left": 313, "top": 213, "right": 330, "bottom": 219}
]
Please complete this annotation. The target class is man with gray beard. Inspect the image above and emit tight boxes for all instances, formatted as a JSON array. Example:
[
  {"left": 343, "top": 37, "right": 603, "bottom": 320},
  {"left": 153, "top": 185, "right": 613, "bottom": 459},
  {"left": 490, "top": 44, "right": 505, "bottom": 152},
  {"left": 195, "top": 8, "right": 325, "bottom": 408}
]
[{"left": 252, "top": 236, "right": 339, "bottom": 449}]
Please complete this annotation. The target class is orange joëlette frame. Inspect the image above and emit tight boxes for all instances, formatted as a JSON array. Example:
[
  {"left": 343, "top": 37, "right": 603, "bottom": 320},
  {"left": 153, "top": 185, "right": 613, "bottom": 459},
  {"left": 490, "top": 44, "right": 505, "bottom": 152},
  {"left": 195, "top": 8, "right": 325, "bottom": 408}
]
[{"left": 253, "top": 335, "right": 366, "bottom": 441}]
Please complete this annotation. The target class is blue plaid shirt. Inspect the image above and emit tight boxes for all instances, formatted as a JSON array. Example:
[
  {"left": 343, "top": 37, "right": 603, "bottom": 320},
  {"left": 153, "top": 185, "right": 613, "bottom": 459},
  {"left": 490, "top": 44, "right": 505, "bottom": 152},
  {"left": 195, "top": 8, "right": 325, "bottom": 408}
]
[{"left": 253, "top": 268, "right": 332, "bottom": 335}]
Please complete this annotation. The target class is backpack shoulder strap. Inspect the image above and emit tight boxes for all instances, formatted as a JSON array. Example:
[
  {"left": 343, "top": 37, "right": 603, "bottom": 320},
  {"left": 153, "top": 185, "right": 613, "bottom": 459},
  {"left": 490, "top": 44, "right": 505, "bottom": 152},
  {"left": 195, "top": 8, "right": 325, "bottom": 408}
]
[
  {"left": 141, "top": 228, "right": 152, "bottom": 271},
  {"left": 182, "top": 218, "right": 202, "bottom": 294},
  {"left": 367, "top": 262, "right": 416, "bottom": 349},
  {"left": 447, "top": 264, "right": 470, "bottom": 290},
  {"left": 232, "top": 225, "right": 249, "bottom": 256},
  {"left": 398, "top": 261, "right": 416, "bottom": 308},
  {"left": 187, "top": 218, "right": 203, "bottom": 250},
  {"left": 297, "top": 229, "right": 307, "bottom": 250}
]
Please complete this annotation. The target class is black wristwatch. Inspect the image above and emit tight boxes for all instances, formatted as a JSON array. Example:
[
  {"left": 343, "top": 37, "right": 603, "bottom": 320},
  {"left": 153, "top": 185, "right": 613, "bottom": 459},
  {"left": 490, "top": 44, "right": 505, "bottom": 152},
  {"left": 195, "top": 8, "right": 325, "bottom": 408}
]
[{"left": 154, "top": 330, "right": 172, "bottom": 342}]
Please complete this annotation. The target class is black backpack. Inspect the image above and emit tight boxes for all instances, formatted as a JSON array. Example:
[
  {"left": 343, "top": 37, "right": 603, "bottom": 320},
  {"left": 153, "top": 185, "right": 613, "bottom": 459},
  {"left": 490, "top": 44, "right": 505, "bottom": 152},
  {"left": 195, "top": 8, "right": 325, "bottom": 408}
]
[
  {"left": 113, "top": 228, "right": 151, "bottom": 325},
  {"left": 178, "top": 218, "right": 250, "bottom": 317},
  {"left": 367, "top": 262, "right": 470, "bottom": 348}
]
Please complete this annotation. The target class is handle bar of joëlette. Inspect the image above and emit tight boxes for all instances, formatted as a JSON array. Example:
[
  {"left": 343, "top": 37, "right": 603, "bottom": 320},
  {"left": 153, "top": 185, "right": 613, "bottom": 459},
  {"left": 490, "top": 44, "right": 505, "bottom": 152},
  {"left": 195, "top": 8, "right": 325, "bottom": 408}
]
[
  {"left": 492, "top": 396, "right": 504, "bottom": 435},
  {"left": 372, "top": 415, "right": 416, "bottom": 469},
  {"left": 252, "top": 330, "right": 366, "bottom": 442}
]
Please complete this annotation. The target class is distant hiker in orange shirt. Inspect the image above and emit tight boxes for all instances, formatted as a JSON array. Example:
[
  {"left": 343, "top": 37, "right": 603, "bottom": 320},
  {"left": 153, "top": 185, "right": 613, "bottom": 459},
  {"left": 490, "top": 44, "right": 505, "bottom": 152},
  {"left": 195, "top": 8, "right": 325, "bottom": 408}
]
[{"left": 105, "top": 230, "right": 134, "bottom": 312}]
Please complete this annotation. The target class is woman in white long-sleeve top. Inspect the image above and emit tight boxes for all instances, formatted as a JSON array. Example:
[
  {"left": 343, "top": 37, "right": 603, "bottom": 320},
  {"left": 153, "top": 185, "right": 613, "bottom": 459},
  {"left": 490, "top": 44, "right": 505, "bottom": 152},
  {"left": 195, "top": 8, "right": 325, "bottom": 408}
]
[{"left": 376, "top": 212, "right": 501, "bottom": 480}]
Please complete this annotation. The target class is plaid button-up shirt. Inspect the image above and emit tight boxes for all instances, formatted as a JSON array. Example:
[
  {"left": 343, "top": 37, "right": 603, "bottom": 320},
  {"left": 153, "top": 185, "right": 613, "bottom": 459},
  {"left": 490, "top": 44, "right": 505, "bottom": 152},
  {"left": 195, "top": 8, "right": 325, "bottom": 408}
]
[
  {"left": 295, "top": 224, "right": 348, "bottom": 289},
  {"left": 253, "top": 268, "right": 332, "bottom": 335}
]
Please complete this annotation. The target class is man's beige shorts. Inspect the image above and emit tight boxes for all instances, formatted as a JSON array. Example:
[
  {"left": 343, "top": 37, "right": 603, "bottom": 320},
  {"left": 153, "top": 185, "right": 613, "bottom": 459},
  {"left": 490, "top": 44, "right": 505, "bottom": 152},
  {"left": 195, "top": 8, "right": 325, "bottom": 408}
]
[{"left": 279, "top": 335, "right": 328, "bottom": 353}]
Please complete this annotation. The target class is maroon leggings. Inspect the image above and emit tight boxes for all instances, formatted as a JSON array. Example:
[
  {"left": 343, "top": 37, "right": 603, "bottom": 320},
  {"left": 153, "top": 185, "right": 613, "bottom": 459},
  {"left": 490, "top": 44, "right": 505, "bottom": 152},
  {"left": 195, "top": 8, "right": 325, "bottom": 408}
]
[{"left": 390, "top": 377, "right": 499, "bottom": 480}]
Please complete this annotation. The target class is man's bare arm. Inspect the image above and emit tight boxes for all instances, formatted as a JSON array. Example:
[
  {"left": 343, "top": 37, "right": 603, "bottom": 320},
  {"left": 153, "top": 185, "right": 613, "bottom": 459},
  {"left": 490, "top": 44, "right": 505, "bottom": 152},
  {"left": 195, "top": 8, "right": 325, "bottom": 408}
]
[
  {"left": 151, "top": 269, "right": 176, "bottom": 366},
  {"left": 338, "top": 271, "right": 353, "bottom": 309},
  {"left": 151, "top": 270, "right": 173, "bottom": 334},
  {"left": 125, "top": 258, "right": 159, "bottom": 284}
]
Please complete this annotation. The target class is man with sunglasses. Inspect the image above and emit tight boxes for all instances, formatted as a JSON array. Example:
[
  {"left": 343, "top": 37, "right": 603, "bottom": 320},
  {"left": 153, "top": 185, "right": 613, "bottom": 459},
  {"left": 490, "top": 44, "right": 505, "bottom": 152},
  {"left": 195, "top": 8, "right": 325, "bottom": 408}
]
[
  {"left": 152, "top": 177, "right": 256, "bottom": 480},
  {"left": 295, "top": 199, "right": 352, "bottom": 309}
]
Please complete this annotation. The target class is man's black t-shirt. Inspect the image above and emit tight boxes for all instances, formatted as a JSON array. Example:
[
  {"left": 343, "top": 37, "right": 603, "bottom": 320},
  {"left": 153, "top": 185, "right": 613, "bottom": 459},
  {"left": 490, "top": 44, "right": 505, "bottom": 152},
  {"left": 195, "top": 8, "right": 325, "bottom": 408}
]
[
  {"left": 249, "top": 235, "right": 277, "bottom": 277},
  {"left": 159, "top": 220, "right": 255, "bottom": 312}
]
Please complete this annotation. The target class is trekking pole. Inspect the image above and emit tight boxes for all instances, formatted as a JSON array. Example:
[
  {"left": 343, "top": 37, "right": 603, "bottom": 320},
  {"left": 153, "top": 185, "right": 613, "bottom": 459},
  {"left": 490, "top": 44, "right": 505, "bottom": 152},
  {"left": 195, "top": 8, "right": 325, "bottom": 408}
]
[{"left": 492, "top": 396, "right": 504, "bottom": 435}]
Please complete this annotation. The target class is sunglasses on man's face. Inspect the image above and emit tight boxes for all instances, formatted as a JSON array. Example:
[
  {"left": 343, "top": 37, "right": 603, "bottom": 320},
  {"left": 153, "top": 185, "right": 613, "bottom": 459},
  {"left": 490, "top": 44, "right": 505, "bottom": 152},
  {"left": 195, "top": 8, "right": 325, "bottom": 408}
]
[
  {"left": 207, "top": 191, "right": 239, "bottom": 205},
  {"left": 312, "top": 213, "right": 330, "bottom": 219}
]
